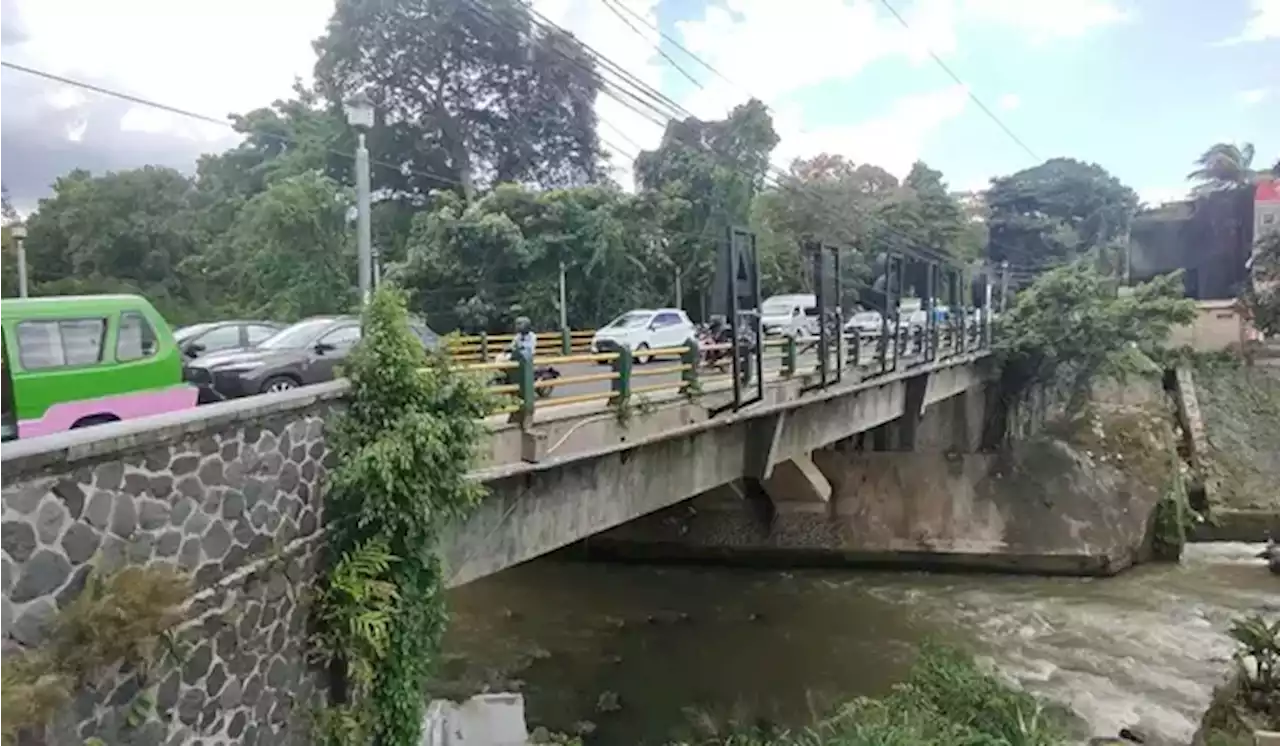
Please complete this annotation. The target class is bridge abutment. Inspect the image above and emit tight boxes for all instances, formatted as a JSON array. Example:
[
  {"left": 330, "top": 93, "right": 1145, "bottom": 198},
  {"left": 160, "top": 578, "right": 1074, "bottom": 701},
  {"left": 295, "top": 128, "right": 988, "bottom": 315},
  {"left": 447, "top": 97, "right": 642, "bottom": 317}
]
[{"left": 589, "top": 381, "right": 1163, "bottom": 576}]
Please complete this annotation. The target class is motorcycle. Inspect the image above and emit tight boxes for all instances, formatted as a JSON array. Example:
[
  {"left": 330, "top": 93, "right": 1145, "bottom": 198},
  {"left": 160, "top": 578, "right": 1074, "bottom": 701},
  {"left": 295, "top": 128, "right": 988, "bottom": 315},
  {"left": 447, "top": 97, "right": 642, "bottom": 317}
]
[
  {"left": 495, "top": 349, "right": 561, "bottom": 399},
  {"left": 696, "top": 316, "right": 757, "bottom": 380}
]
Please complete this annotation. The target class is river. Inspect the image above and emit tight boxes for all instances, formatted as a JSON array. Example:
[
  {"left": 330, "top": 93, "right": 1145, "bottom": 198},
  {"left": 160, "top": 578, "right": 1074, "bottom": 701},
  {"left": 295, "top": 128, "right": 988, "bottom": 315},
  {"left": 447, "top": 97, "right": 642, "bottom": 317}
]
[{"left": 439, "top": 543, "right": 1277, "bottom": 745}]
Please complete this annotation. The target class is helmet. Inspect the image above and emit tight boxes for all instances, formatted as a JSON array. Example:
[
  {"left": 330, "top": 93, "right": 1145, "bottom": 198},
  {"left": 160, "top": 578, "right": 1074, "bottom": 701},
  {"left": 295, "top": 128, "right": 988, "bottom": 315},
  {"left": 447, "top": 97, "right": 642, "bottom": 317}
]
[{"left": 515, "top": 316, "right": 532, "bottom": 333}]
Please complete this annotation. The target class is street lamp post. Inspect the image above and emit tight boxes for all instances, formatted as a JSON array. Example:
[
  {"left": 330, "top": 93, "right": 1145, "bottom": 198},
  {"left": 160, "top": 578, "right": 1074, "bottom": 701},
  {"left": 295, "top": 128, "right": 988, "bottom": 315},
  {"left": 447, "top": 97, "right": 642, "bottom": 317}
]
[
  {"left": 12, "top": 223, "right": 28, "bottom": 298},
  {"left": 344, "top": 93, "right": 375, "bottom": 307}
]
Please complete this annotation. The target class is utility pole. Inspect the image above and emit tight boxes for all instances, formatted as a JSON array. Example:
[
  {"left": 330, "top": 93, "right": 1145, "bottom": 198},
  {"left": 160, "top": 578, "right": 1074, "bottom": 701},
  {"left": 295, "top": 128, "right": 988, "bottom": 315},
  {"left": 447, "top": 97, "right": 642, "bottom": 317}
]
[
  {"left": 344, "top": 94, "right": 375, "bottom": 307},
  {"left": 558, "top": 261, "right": 568, "bottom": 331},
  {"left": 998, "top": 260, "right": 1010, "bottom": 313},
  {"left": 12, "top": 223, "right": 28, "bottom": 298}
]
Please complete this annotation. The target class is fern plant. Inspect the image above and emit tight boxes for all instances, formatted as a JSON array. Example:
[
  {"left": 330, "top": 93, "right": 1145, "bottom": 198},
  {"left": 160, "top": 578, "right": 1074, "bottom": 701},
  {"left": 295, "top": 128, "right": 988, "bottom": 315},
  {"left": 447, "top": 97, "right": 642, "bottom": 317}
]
[
  {"left": 312, "top": 539, "right": 400, "bottom": 690},
  {"left": 1229, "top": 614, "right": 1280, "bottom": 692}
]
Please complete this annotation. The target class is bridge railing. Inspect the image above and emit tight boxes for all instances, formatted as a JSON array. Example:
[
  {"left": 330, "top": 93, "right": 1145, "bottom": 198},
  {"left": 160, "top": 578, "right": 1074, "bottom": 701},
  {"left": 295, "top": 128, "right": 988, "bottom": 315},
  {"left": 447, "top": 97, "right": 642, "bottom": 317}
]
[
  {"left": 455, "top": 308, "right": 995, "bottom": 421},
  {"left": 447, "top": 330, "right": 596, "bottom": 363}
]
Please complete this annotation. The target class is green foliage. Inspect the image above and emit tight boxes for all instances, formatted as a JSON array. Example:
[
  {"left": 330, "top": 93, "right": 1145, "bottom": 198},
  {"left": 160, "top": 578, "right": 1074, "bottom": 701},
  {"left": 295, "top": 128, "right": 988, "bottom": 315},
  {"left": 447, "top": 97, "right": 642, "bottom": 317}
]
[
  {"left": 752, "top": 155, "right": 974, "bottom": 309},
  {"left": 677, "top": 644, "right": 1069, "bottom": 746},
  {"left": 395, "top": 184, "right": 674, "bottom": 331},
  {"left": 1240, "top": 230, "right": 1280, "bottom": 338},
  {"left": 1229, "top": 615, "right": 1279, "bottom": 693},
  {"left": 994, "top": 260, "right": 1196, "bottom": 412},
  {"left": 318, "top": 286, "right": 492, "bottom": 746},
  {"left": 636, "top": 100, "right": 780, "bottom": 308},
  {"left": 986, "top": 158, "right": 1139, "bottom": 268},
  {"left": 315, "top": 0, "right": 602, "bottom": 201},
  {"left": 313, "top": 539, "right": 402, "bottom": 691},
  {"left": 221, "top": 171, "right": 356, "bottom": 320},
  {"left": 1188, "top": 142, "right": 1265, "bottom": 194},
  {"left": 0, "top": 565, "right": 189, "bottom": 745},
  {"left": 1151, "top": 449, "right": 1192, "bottom": 561}
]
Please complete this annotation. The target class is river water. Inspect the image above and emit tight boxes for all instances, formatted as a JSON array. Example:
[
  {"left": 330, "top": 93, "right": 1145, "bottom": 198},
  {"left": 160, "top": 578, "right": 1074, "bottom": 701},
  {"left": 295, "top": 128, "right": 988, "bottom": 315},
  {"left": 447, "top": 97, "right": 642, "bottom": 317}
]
[{"left": 439, "top": 544, "right": 1277, "bottom": 745}]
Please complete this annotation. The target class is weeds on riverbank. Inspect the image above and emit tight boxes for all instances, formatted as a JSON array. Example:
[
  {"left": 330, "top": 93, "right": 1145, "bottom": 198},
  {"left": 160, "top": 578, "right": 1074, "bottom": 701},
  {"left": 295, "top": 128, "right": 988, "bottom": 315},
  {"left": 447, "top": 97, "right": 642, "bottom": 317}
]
[
  {"left": 677, "top": 644, "right": 1068, "bottom": 746},
  {"left": 1194, "top": 613, "right": 1280, "bottom": 745}
]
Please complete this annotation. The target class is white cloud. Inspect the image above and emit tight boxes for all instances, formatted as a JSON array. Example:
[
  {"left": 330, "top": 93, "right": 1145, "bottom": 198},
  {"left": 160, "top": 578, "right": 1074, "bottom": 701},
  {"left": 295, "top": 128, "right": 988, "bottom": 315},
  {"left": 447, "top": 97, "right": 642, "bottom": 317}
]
[
  {"left": 1217, "top": 0, "right": 1280, "bottom": 44},
  {"left": 8, "top": 0, "right": 330, "bottom": 135},
  {"left": 771, "top": 85, "right": 970, "bottom": 179},
  {"left": 997, "top": 93, "right": 1021, "bottom": 111},
  {"left": 669, "top": 0, "right": 1127, "bottom": 179},
  {"left": 961, "top": 0, "right": 1132, "bottom": 44},
  {"left": 1237, "top": 88, "right": 1268, "bottom": 106}
]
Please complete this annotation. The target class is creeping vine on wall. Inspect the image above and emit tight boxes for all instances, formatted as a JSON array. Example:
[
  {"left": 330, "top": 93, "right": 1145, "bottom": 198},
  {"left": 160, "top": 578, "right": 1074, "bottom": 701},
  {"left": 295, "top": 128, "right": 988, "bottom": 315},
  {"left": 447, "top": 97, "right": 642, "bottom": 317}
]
[{"left": 314, "top": 286, "right": 493, "bottom": 746}]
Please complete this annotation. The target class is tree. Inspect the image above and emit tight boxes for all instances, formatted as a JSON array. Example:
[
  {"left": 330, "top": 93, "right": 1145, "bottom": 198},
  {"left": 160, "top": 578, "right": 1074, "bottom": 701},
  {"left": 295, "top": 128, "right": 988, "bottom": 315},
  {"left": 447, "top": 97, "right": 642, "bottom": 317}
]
[
  {"left": 1240, "top": 230, "right": 1280, "bottom": 338},
  {"left": 394, "top": 184, "right": 670, "bottom": 331},
  {"left": 985, "top": 158, "right": 1139, "bottom": 269},
  {"left": 996, "top": 260, "right": 1195, "bottom": 413},
  {"left": 18, "top": 167, "right": 207, "bottom": 322},
  {"left": 903, "top": 161, "right": 972, "bottom": 260},
  {"left": 1, "top": 186, "right": 17, "bottom": 224},
  {"left": 1188, "top": 142, "right": 1268, "bottom": 194},
  {"left": 313, "top": 0, "right": 603, "bottom": 202},
  {"left": 635, "top": 99, "right": 779, "bottom": 314},
  {"left": 215, "top": 172, "right": 357, "bottom": 321},
  {"left": 2, "top": 186, "right": 19, "bottom": 297}
]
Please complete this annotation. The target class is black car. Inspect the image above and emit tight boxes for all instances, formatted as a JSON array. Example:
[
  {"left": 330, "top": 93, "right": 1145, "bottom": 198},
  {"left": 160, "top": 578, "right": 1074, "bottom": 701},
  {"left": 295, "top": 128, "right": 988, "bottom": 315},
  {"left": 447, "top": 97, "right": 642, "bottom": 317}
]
[
  {"left": 184, "top": 316, "right": 440, "bottom": 400},
  {"left": 175, "top": 320, "right": 285, "bottom": 360}
]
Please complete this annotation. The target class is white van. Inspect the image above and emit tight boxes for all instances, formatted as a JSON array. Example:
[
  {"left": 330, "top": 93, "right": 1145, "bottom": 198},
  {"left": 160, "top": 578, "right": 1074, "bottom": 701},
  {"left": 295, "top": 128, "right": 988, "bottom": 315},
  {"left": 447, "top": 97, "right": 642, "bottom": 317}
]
[{"left": 760, "top": 294, "right": 817, "bottom": 337}]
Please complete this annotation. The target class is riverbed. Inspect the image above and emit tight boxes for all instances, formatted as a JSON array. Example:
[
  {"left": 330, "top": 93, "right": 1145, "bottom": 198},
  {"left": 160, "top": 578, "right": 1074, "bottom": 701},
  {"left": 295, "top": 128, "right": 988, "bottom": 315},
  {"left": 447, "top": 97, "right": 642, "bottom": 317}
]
[{"left": 440, "top": 543, "right": 1277, "bottom": 745}]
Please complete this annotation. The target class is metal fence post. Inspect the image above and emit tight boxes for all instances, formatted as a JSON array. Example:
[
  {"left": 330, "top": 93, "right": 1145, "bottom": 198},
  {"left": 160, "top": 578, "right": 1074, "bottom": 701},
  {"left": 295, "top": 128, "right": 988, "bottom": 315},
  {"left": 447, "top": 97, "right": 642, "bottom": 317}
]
[
  {"left": 517, "top": 350, "right": 535, "bottom": 422},
  {"left": 611, "top": 346, "right": 633, "bottom": 407},
  {"left": 681, "top": 339, "right": 699, "bottom": 394},
  {"left": 561, "top": 328, "right": 571, "bottom": 355},
  {"left": 784, "top": 335, "right": 797, "bottom": 376},
  {"left": 480, "top": 332, "right": 490, "bottom": 364}
]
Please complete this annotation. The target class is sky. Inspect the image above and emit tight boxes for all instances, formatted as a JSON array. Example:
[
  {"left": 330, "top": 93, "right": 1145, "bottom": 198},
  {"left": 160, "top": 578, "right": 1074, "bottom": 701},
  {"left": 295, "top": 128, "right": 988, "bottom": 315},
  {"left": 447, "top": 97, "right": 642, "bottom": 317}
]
[{"left": 1, "top": 0, "right": 1277, "bottom": 213}]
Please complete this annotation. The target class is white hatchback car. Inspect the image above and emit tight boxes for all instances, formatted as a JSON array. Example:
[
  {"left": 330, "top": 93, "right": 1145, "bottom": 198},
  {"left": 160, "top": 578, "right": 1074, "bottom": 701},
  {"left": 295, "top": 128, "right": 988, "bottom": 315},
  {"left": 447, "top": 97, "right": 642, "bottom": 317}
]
[{"left": 590, "top": 308, "right": 696, "bottom": 364}]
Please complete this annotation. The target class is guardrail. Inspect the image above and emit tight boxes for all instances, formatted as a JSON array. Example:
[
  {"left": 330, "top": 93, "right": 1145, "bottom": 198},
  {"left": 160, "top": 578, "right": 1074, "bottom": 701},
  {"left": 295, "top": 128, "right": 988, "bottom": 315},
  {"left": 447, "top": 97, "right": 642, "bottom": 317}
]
[
  {"left": 447, "top": 329, "right": 596, "bottom": 363},
  {"left": 458, "top": 309, "right": 995, "bottom": 421}
]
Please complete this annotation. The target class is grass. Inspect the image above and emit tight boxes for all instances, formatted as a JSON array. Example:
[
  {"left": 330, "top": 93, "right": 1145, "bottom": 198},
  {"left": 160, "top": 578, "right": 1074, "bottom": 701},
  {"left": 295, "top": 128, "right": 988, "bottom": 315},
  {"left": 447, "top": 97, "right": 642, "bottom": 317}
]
[{"left": 675, "top": 644, "right": 1071, "bottom": 746}]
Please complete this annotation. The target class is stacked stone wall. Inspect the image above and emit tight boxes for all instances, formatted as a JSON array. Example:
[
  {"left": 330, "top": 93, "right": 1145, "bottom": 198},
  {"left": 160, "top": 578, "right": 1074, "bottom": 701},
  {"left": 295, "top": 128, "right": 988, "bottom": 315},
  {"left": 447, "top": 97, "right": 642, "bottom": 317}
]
[{"left": 1, "top": 386, "right": 341, "bottom": 746}]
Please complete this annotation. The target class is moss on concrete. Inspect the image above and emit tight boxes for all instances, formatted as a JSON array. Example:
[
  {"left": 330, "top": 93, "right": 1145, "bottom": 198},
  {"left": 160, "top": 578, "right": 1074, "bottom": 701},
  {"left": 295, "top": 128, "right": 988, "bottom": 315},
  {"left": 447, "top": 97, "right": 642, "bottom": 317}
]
[{"left": 1193, "top": 359, "right": 1280, "bottom": 513}]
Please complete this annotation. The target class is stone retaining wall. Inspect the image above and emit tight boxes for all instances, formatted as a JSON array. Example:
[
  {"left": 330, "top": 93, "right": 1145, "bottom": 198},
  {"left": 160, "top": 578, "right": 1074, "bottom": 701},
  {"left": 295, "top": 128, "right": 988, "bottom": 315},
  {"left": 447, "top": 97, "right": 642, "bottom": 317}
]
[{"left": 1, "top": 385, "right": 341, "bottom": 746}]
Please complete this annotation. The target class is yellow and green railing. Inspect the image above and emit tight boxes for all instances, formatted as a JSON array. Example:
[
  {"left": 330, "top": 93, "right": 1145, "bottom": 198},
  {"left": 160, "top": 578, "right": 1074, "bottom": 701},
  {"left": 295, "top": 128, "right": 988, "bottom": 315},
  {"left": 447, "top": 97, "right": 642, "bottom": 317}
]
[
  {"left": 453, "top": 315, "right": 991, "bottom": 420},
  {"left": 459, "top": 334, "right": 814, "bottom": 421},
  {"left": 446, "top": 329, "right": 596, "bottom": 363}
]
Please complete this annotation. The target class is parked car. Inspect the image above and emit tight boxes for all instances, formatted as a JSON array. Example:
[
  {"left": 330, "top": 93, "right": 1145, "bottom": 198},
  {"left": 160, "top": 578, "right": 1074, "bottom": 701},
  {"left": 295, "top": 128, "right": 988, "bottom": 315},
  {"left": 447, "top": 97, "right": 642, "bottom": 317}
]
[
  {"left": 590, "top": 308, "right": 696, "bottom": 364},
  {"left": 2, "top": 294, "right": 196, "bottom": 441},
  {"left": 183, "top": 315, "right": 440, "bottom": 401},
  {"left": 175, "top": 320, "right": 284, "bottom": 360}
]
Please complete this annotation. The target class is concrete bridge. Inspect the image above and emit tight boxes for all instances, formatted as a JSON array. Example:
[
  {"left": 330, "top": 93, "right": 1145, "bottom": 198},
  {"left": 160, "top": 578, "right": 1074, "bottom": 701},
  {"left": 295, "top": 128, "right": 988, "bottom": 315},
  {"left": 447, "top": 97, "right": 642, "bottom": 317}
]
[
  {"left": 5, "top": 335, "right": 1165, "bottom": 746},
  {"left": 2, "top": 344, "right": 992, "bottom": 590}
]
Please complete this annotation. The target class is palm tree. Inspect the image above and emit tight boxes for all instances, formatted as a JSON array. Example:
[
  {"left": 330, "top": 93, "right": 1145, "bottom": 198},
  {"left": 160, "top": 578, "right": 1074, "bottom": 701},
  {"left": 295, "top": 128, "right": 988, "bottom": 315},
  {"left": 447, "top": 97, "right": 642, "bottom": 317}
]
[{"left": 1188, "top": 142, "right": 1264, "bottom": 193}]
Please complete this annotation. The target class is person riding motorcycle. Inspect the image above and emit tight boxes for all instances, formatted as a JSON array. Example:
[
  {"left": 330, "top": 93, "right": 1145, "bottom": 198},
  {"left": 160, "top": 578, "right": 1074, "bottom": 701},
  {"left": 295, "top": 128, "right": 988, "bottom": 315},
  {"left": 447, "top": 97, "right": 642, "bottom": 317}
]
[{"left": 511, "top": 316, "right": 537, "bottom": 362}]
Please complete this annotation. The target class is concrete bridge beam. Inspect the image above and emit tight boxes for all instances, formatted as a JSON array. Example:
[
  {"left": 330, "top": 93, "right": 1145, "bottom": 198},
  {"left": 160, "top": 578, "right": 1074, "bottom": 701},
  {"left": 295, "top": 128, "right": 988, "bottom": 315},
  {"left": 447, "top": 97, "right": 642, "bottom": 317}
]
[{"left": 759, "top": 453, "right": 832, "bottom": 510}]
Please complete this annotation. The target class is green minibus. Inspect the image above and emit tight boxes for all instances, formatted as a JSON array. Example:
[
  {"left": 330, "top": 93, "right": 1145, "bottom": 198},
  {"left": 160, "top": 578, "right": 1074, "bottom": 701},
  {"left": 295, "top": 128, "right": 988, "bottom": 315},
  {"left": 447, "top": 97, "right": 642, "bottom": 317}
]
[{"left": 1, "top": 295, "right": 197, "bottom": 441}]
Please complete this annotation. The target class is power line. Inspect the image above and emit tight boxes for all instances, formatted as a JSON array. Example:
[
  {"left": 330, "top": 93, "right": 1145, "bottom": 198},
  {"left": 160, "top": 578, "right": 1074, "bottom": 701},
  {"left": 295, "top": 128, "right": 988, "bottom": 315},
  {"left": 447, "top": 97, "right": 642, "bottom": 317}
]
[
  {"left": 485, "top": 0, "right": 966, "bottom": 269},
  {"left": 1, "top": 60, "right": 469, "bottom": 192},
  {"left": 873, "top": 0, "right": 1040, "bottom": 162},
  {"left": 597, "top": 0, "right": 704, "bottom": 90}
]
